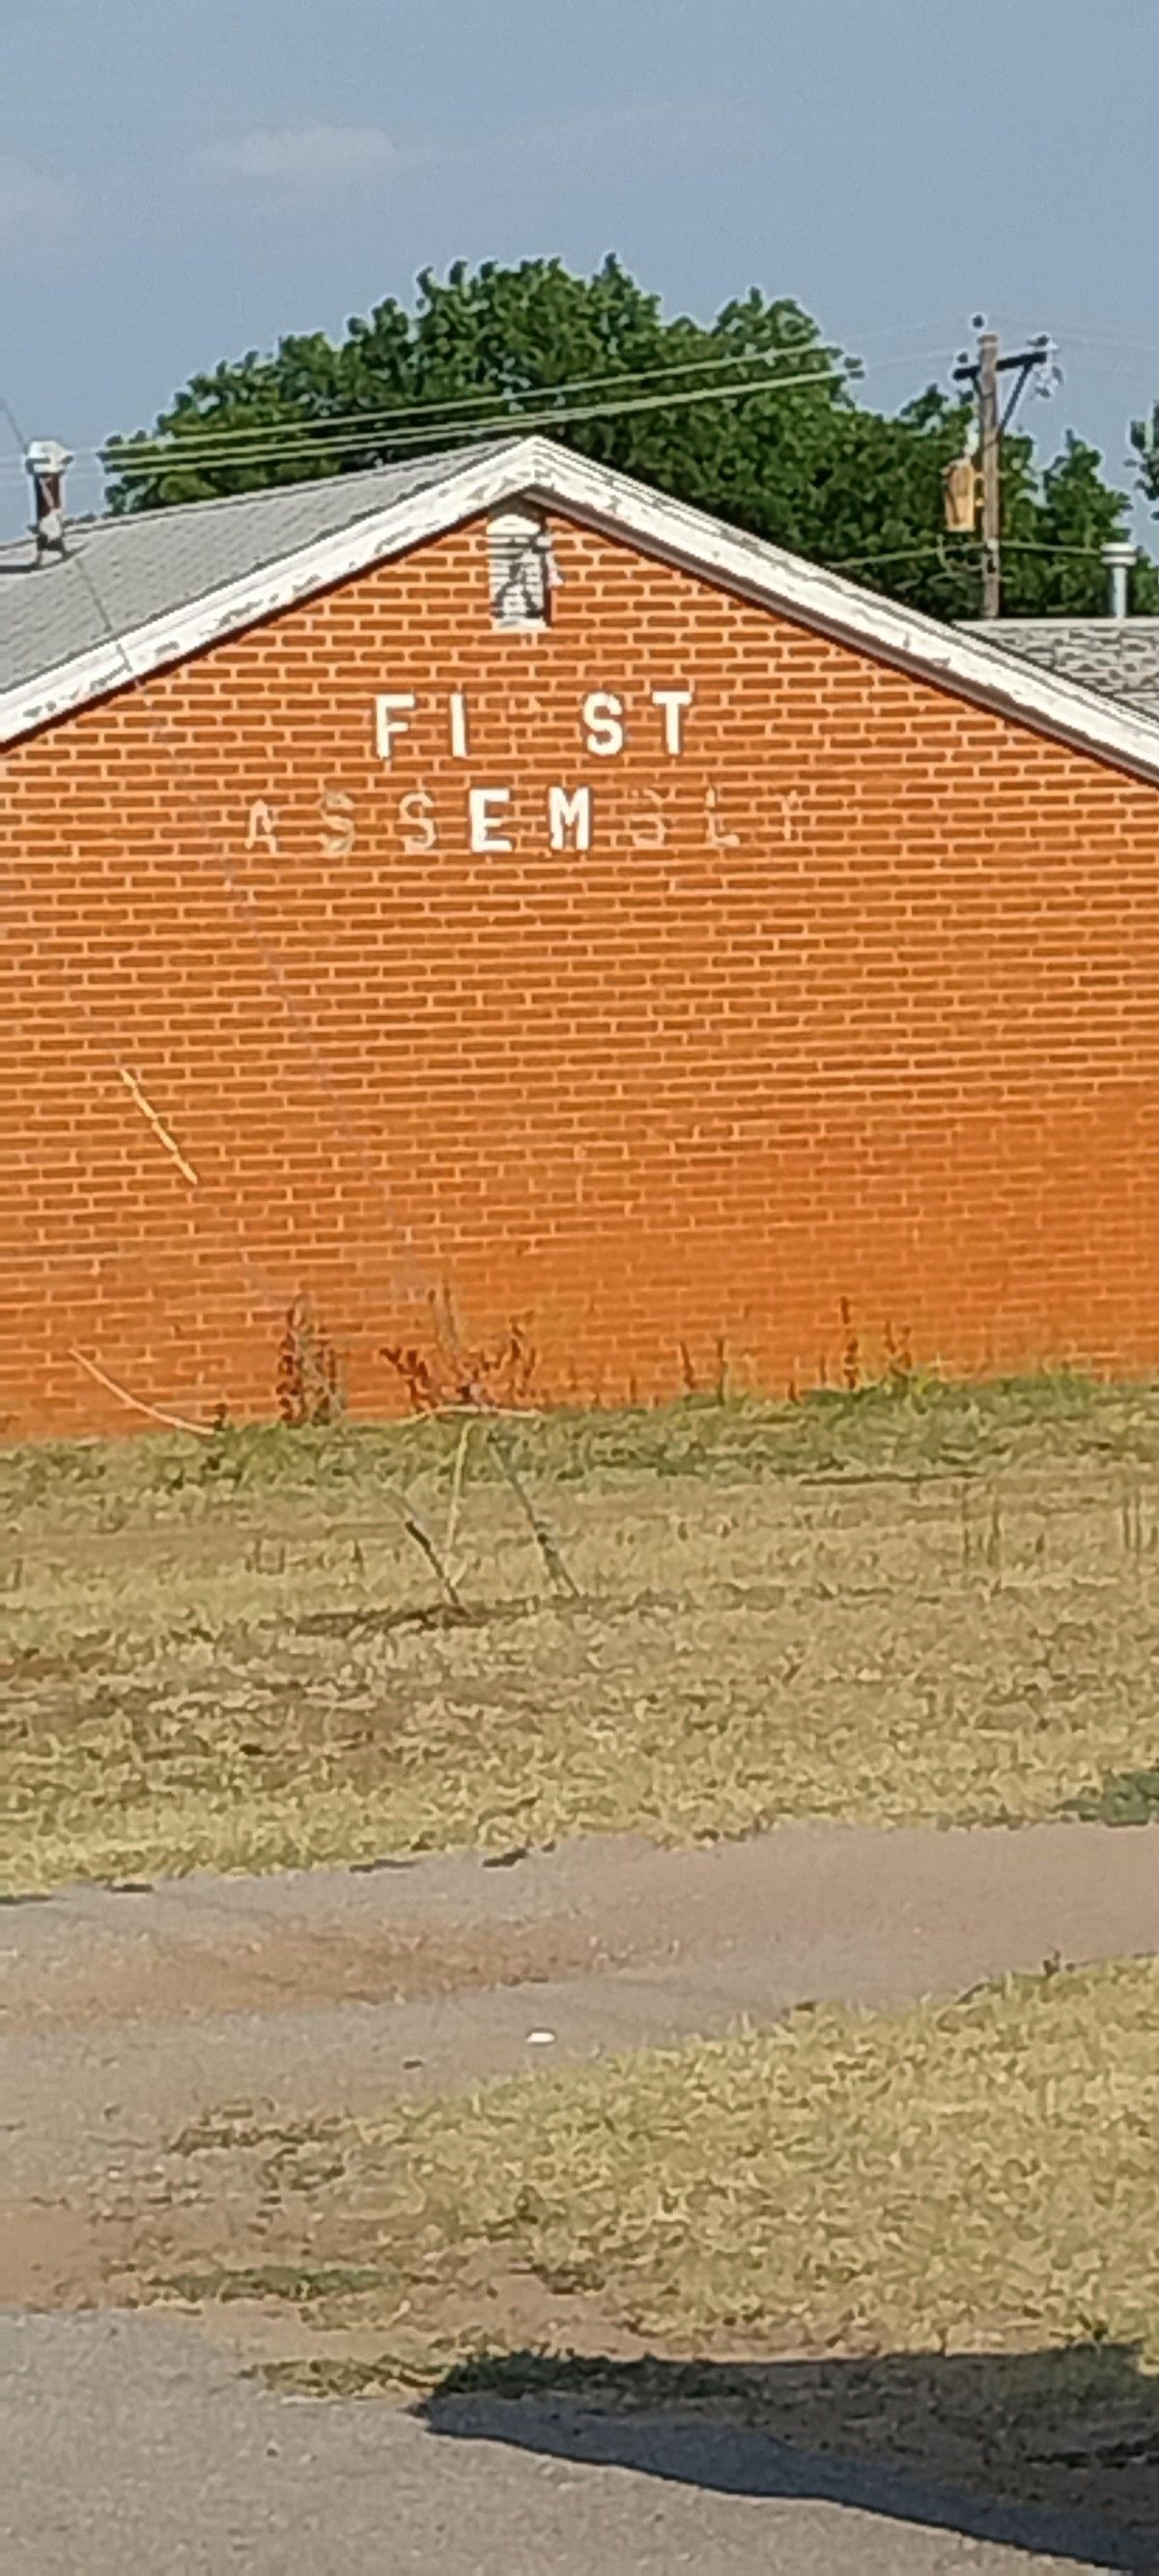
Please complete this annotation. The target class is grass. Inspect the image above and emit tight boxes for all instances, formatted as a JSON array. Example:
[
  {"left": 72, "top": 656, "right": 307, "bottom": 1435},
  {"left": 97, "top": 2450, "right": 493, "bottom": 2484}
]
[
  {"left": 4, "top": 1380, "right": 1159, "bottom": 1891},
  {"left": 1070, "top": 1768, "right": 1159, "bottom": 1826},
  {"left": 280, "top": 1959, "right": 1157, "bottom": 2364},
  {"left": 82, "top": 1960, "right": 1159, "bottom": 2534},
  {"left": 8, "top": 1373, "right": 1159, "bottom": 1526},
  {"left": 162, "top": 2263, "right": 387, "bottom": 2305}
]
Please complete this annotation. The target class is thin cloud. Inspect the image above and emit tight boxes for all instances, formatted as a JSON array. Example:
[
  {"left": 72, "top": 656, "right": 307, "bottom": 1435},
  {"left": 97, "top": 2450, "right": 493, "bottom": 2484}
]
[
  {"left": 202, "top": 125, "right": 408, "bottom": 185},
  {"left": 199, "top": 98, "right": 762, "bottom": 193}
]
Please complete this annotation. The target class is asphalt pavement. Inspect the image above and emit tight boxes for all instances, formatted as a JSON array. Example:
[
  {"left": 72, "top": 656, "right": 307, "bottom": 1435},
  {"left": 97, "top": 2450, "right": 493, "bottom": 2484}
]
[{"left": 0, "top": 2313, "right": 1141, "bottom": 2574}]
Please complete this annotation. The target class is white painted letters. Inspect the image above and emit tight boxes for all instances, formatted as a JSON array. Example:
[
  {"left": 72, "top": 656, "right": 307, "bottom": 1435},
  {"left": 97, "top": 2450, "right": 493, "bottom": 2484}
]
[
  {"left": 245, "top": 799, "right": 280, "bottom": 856},
  {"left": 374, "top": 693, "right": 416, "bottom": 762},
  {"left": 449, "top": 691, "right": 470, "bottom": 758},
  {"left": 469, "top": 787, "right": 513, "bottom": 854},
  {"left": 549, "top": 786, "right": 593, "bottom": 852},
  {"left": 582, "top": 692, "right": 626, "bottom": 758},
  {"left": 399, "top": 787, "right": 438, "bottom": 854},
  {"left": 652, "top": 687, "right": 693, "bottom": 755},
  {"left": 705, "top": 787, "right": 739, "bottom": 849},
  {"left": 630, "top": 789, "right": 668, "bottom": 849},
  {"left": 319, "top": 787, "right": 355, "bottom": 857}
]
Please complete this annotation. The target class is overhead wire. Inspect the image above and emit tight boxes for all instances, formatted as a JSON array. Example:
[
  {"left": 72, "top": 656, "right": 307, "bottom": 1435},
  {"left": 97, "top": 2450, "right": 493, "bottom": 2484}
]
[
  {"left": 87, "top": 320, "right": 953, "bottom": 453},
  {"left": 95, "top": 364, "right": 858, "bottom": 480},
  {"left": 831, "top": 534, "right": 1144, "bottom": 573},
  {"left": 96, "top": 333, "right": 954, "bottom": 467},
  {"left": 83, "top": 348, "right": 952, "bottom": 494},
  {"left": 103, "top": 339, "right": 851, "bottom": 458},
  {"left": 0, "top": 337, "right": 955, "bottom": 492}
]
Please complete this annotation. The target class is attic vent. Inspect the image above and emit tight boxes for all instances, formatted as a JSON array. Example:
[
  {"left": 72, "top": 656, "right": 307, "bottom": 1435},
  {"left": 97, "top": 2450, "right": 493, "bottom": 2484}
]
[{"left": 488, "top": 502, "right": 556, "bottom": 630}]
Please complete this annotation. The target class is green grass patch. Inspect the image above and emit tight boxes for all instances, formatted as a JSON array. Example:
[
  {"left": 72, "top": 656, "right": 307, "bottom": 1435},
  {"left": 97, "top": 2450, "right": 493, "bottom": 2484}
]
[
  {"left": 1068, "top": 1767, "right": 1159, "bottom": 1826},
  {"left": 5, "top": 1373, "right": 1159, "bottom": 1531}
]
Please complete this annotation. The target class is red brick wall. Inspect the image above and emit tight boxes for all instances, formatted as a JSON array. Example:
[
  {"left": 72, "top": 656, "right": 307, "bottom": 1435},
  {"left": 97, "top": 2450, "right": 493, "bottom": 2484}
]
[{"left": 3, "top": 509, "right": 1159, "bottom": 1437}]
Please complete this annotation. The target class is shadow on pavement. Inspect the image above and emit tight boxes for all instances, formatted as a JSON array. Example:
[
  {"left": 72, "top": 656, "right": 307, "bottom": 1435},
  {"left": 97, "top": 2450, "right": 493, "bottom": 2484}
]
[{"left": 421, "top": 2344, "right": 1159, "bottom": 2570}]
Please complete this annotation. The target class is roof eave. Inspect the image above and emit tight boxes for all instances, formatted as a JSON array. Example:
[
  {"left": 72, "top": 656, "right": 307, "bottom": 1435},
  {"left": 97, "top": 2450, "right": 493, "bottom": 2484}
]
[{"left": 4, "top": 432, "right": 1159, "bottom": 788}]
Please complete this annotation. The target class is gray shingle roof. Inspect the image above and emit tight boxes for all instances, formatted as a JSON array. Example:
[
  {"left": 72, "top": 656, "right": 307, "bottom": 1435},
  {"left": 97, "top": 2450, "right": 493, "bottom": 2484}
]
[
  {"left": 0, "top": 446, "right": 497, "bottom": 698},
  {"left": 959, "top": 617, "right": 1159, "bottom": 721}
]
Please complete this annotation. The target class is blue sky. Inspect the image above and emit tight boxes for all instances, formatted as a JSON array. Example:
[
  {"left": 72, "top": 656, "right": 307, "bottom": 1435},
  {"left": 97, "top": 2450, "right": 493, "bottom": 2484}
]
[{"left": 3, "top": 0, "right": 1159, "bottom": 541}]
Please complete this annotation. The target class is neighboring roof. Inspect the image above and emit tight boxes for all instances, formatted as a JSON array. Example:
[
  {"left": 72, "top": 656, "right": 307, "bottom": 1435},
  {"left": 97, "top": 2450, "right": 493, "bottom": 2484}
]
[
  {"left": 960, "top": 617, "right": 1159, "bottom": 722},
  {"left": 4, "top": 431, "right": 1159, "bottom": 788}
]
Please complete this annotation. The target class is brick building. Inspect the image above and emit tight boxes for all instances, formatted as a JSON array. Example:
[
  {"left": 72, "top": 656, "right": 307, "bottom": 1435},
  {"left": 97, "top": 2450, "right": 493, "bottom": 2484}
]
[{"left": 3, "top": 435, "right": 1159, "bottom": 1439}]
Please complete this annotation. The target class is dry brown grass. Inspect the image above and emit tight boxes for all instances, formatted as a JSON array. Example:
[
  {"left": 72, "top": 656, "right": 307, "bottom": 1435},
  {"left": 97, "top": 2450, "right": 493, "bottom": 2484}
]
[
  {"left": 4, "top": 1385, "right": 1159, "bottom": 1891},
  {"left": 44, "top": 1959, "right": 1159, "bottom": 2540}
]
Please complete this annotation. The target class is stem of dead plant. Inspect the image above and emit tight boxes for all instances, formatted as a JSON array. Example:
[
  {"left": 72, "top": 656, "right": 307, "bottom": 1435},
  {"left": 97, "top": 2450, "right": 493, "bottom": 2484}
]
[
  {"left": 443, "top": 1415, "right": 474, "bottom": 1572},
  {"left": 380, "top": 1484, "right": 463, "bottom": 1610},
  {"left": 484, "top": 1424, "right": 580, "bottom": 1601}
]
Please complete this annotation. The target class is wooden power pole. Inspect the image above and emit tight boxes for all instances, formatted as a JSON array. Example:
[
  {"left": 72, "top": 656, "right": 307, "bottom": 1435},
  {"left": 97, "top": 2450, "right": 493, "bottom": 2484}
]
[
  {"left": 951, "top": 319, "right": 1055, "bottom": 620},
  {"left": 976, "top": 329, "right": 1001, "bottom": 620}
]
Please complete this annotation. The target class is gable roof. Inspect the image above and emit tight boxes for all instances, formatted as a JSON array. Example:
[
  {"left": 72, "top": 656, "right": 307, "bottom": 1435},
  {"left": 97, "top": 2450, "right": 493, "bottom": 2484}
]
[{"left": 4, "top": 431, "right": 1159, "bottom": 787}]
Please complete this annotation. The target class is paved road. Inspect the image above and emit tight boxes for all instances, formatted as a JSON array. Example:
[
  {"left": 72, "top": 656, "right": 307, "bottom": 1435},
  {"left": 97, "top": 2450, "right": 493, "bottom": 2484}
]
[
  {"left": 0, "top": 2314, "right": 1140, "bottom": 2574},
  {"left": 3, "top": 1818, "right": 1158, "bottom": 2190}
]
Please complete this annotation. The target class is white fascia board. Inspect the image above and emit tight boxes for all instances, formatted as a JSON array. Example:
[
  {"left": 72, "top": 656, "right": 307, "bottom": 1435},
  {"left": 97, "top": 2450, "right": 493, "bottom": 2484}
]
[
  {"left": 516, "top": 439, "right": 1159, "bottom": 789},
  {"left": 5, "top": 430, "right": 1159, "bottom": 790},
  {"left": 0, "top": 445, "right": 531, "bottom": 748}
]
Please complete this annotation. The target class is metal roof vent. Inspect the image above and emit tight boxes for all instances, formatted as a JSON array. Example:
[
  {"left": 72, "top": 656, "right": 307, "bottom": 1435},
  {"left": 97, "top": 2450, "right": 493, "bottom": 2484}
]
[
  {"left": 1102, "top": 541, "right": 1136, "bottom": 620},
  {"left": 25, "top": 439, "right": 72, "bottom": 563},
  {"left": 487, "top": 502, "right": 557, "bottom": 630}
]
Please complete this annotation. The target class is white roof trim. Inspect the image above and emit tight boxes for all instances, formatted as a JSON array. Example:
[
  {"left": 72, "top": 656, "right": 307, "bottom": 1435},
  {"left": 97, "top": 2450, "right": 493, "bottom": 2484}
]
[{"left": 5, "top": 431, "right": 1159, "bottom": 787}]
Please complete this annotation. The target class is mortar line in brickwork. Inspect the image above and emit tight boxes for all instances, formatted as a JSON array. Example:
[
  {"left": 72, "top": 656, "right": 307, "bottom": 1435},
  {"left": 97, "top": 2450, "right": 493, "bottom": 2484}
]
[
  {"left": 1, "top": 389, "right": 307, "bottom": 1374},
  {"left": 3, "top": 503, "right": 426, "bottom": 1422},
  {"left": 4, "top": 398, "right": 435, "bottom": 1332}
]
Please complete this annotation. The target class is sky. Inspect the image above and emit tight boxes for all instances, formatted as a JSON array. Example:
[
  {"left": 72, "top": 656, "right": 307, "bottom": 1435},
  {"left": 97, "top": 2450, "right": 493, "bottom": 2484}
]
[{"left": 3, "top": 0, "right": 1159, "bottom": 542}]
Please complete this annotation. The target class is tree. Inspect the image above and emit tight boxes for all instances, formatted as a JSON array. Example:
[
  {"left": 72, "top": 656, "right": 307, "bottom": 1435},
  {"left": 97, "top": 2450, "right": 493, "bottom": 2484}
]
[
  {"left": 104, "top": 256, "right": 854, "bottom": 523},
  {"left": 1006, "top": 432, "right": 1159, "bottom": 615},
  {"left": 105, "top": 256, "right": 1157, "bottom": 619}
]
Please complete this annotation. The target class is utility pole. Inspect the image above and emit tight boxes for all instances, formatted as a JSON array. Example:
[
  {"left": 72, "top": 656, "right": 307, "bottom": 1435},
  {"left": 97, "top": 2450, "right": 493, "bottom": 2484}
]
[
  {"left": 950, "top": 318, "right": 1056, "bottom": 620},
  {"left": 976, "top": 329, "right": 1001, "bottom": 620}
]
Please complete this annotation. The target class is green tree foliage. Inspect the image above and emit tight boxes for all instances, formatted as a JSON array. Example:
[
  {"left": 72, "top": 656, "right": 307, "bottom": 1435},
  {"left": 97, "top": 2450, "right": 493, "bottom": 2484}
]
[
  {"left": 1006, "top": 430, "right": 1159, "bottom": 615},
  {"left": 105, "top": 255, "right": 1156, "bottom": 618}
]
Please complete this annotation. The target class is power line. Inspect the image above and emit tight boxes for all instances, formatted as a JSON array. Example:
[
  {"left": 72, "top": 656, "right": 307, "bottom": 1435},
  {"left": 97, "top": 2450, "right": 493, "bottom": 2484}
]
[
  {"left": 71, "top": 343, "right": 948, "bottom": 479},
  {"left": 832, "top": 532, "right": 1143, "bottom": 574},
  {"left": 0, "top": 357, "right": 855, "bottom": 490},
  {"left": 94, "top": 323, "right": 952, "bottom": 468},
  {"left": 1043, "top": 325, "right": 1159, "bottom": 365},
  {"left": 103, "top": 341, "right": 847, "bottom": 462},
  {"left": 91, "top": 349, "right": 950, "bottom": 487},
  {"left": 0, "top": 336, "right": 960, "bottom": 490},
  {"left": 89, "top": 364, "right": 851, "bottom": 482}
]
